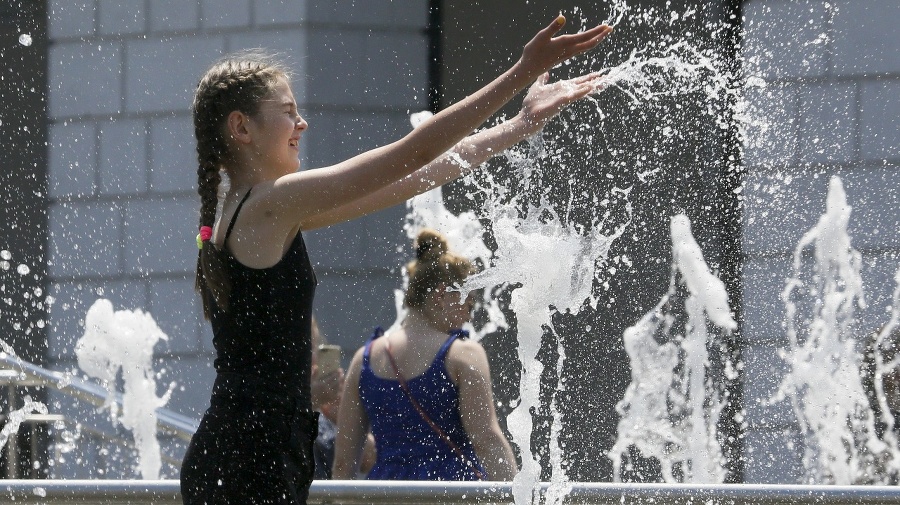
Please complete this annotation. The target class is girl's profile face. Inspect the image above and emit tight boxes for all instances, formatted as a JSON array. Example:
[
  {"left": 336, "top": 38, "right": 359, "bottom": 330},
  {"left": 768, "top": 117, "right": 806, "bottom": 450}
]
[{"left": 248, "top": 78, "right": 307, "bottom": 174}]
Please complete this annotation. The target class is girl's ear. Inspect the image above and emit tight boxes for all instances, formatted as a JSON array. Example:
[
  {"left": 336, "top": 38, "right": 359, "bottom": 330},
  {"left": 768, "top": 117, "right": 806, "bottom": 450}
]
[{"left": 226, "top": 110, "right": 252, "bottom": 144}]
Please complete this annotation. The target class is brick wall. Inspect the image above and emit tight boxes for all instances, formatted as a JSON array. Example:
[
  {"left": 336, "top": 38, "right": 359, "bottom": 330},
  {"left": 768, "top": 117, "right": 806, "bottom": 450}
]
[
  {"left": 741, "top": 0, "right": 900, "bottom": 483},
  {"left": 45, "top": 0, "right": 427, "bottom": 476}
]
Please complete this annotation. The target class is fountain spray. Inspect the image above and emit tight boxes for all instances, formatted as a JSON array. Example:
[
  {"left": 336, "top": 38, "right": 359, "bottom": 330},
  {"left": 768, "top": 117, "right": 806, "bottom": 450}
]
[
  {"left": 75, "top": 299, "right": 175, "bottom": 479},
  {"left": 775, "top": 176, "right": 888, "bottom": 484},
  {"left": 610, "top": 214, "right": 735, "bottom": 483}
]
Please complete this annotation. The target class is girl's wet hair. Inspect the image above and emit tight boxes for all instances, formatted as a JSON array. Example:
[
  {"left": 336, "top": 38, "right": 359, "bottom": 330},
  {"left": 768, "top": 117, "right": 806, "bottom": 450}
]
[
  {"left": 192, "top": 51, "right": 291, "bottom": 319},
  {"left": 404, "top": 229, "right": 474, "bottom": 309}
]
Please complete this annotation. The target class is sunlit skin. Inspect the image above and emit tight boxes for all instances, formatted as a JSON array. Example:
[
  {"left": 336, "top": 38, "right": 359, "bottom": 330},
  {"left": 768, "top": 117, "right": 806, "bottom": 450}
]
[{"left": 210, "top": 17, "right": 613, "bottom": 274}]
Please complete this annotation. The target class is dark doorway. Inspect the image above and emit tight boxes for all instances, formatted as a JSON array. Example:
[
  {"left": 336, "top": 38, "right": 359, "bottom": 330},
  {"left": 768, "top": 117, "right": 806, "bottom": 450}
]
[
  {"left": 0, "top": 1, "right": 50, "bottom": 364},
  {"left": 0, "top": 0, "right": 51, "bottom": 479}
]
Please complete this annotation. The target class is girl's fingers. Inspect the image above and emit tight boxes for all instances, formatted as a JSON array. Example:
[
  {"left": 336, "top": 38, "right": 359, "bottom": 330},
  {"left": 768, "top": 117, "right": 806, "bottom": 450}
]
[
  {"left": 571, "top": 26, "right": 613, "bottom": 52},
  {"left": 554, "top": 24, "right": 611, "bottom": 45},
  {"left": 538, "top": 15, "right": 567, "bottom": 41},
  {"left": 573, "top": 71, "right": 604, "bottom": 84},
  {"left": 573, "top": 83, "right": 594, "bottom": 100}
]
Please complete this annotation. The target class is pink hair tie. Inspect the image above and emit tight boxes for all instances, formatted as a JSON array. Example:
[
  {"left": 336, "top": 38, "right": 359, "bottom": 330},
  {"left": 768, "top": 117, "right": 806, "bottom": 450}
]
[{"left": 196, "top": 226, "right": 213, "bottom": 249}]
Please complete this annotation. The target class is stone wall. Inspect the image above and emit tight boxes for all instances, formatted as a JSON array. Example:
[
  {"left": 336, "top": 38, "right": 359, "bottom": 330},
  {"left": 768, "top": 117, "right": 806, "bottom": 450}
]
[{"left": 740, "top": 0, "right": 900, "bottom": 483}]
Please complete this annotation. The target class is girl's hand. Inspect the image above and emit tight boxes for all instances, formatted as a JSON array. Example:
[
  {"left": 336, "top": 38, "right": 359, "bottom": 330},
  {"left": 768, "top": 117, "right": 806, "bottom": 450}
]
[
  {"left": 518, "top": 71, "right": 609, "bottom": 134},
  {"left": 517, "top": 16, "right": 613, "bottom": 79}
]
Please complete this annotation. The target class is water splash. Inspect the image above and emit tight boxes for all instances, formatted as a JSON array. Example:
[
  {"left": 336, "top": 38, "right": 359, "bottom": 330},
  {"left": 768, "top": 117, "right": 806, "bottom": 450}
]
[
  {"left": 460, "top": 183, "right": 629, "bottom": 503},
  {"left": 485, "top": 213, "right": 623, "bottom": 503},
  {"left": 400, "top": 2, "right": 740, "bottom": 498},
  {"left": 0, "top": 397, "right": 48, "bottom": 451},
  {"left": 870, "top": 268, "right": 900, "bottom": 476},
  {"left": 403, "top": 116, "right": 631, "bottom": 500},
  {"left": 599, "top": 41, "right": 724, "bottom": 106},
  {"left": 610, "top": 214, "right": 734, "bottom": 483},
  {"left": 775, "top": 176, "right": 886, "bottom": 484},
  {"left": 75, "top": 299, "right": 175, "bottom": 479},
  {"left": 0, "top": 336, "right": 49, "bottom": 453}
]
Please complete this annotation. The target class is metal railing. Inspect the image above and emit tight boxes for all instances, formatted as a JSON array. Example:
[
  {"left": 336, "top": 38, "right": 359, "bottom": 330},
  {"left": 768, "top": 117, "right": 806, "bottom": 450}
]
[
  {"left": 0, "top": 354, "right": 199, "bottom": 478},
  {"left": 2, "top": 481, "right": 900, "bottom": 504},
  {"left": 0, "top": 354, "right": 199, "bottom": 440},
  {"left": 3, "top": 356, "right": 900, "bottom": 503}
]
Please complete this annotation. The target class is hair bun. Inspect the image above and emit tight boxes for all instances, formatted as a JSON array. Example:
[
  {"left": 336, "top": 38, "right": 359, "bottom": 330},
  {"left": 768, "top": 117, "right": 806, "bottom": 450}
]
[{"left": 414, "top": 229, "right": 448, "bottom": 262}]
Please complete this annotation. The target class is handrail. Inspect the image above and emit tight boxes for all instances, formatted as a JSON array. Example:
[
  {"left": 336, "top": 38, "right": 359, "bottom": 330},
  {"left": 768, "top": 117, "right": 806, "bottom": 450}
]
[
  {"left": 2, "top": 481, "right": 900, "bottom": 504},
  {"left": 0, "top": 353, "right": 199, "bottom": 442}
]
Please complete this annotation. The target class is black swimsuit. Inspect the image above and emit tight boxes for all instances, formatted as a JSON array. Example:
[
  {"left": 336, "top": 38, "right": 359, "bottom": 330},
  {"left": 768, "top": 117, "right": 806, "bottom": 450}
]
[{"left": 181, "top": 190, "right": 318, "bottom": 505}]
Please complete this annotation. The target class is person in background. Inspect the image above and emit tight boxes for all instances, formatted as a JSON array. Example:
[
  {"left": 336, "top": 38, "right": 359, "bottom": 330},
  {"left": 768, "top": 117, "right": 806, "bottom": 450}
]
[
  {"left": 310, "top": 316, "right": 375, "bottom": 479},
  {"left": 862, "top": 325, "right": 900, "bottom": 438},
  {"left": 182, "top": 15, "right": 612, "bottom": 503},
  {"left": 332, "top": 229, "right": 517, "bottom": 481}
]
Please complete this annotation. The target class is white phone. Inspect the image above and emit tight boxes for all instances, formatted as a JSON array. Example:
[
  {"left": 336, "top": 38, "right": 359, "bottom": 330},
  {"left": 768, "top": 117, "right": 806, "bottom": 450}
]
[{"left": 317, "top": 344, "right": 342, "bottom": 376}]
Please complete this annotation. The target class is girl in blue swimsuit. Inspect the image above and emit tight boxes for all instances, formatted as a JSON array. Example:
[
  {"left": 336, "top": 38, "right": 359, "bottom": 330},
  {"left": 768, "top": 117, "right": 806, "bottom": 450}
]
[{"left": 332, "top": 229, "right": 517, "bottom": 481}]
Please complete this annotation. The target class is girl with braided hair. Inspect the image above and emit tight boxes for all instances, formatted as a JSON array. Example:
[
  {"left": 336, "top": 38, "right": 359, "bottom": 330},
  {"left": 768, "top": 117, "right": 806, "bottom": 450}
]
[
  {"left": 332, "top": 229, "right": 517, "bottom": 481},
  {"left": 182, "top": 16, "right": 612, "bottom": 504}
]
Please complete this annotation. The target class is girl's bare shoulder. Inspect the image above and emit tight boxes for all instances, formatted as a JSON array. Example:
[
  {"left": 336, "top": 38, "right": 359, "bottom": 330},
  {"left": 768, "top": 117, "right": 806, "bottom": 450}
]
[{"left": 446, "top": 337, "right": 490, "bottom": 376}]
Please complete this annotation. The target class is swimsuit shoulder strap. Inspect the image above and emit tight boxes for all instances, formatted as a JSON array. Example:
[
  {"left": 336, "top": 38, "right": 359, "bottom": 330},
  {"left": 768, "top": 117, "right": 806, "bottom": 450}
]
[{"left": 223, "top": 188, "right": 253, "bottom": 245}]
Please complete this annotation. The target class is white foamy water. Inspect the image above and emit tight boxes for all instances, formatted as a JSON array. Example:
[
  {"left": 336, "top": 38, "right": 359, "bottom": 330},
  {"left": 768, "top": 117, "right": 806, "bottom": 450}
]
[
  {"left": 461, "top": 203, "right": 627, "bottom": 504},
  {"left": 610, "top": 214, "right": 734, "bottom": 483},
  {"left": 406, "top": 110, "right": 630, "bottom": 502},
  {"left": 397, "top": 9, "right": 737, "bottom": 499},
  {"left": 775, "top": 176, "right": 888, "bottom": 484},
  {"left": 0, "top": 397, "right": 48, "bottom": 451},
  {"left": 0, "top": 335, "right": 49, "bottom": 453},
  {"left": 455, "top": 123, "right": 633, "bottom": 500},
  {"left": 75, "top": 299, "right": 175, "bottom": 479},
  {"left": 0, "top": 256, "right": 51, "bottom": 453},
  {"left": 870, "top": 267, "right": 900, "bottom": 476}
]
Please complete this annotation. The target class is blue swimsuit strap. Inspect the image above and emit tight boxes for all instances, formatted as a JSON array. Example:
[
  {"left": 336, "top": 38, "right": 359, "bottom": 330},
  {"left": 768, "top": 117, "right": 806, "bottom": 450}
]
[
  {"left": 363, "top": 327, "right": 385, "bottom": 368},
  {"left": 439, "top": 329, "right": 469, "bottom": 354}
]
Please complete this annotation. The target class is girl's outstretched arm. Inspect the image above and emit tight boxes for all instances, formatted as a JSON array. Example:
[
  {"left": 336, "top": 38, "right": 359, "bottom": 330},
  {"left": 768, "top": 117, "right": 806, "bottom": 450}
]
[
  {"left": 301, "top": 71, "right": 610, "bottom": 230},
  {"left": 267, "top": 17, "right": 613, "bottom": 229}
]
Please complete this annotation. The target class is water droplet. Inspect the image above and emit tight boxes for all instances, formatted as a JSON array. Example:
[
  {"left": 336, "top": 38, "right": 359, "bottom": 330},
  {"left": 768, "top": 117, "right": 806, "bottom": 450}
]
[
  {"left": 18, "top": 33, "right": 32, "bottom": 46},
  {"left": 16, "top": 264, "right": 30, "bottom": 275}
]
